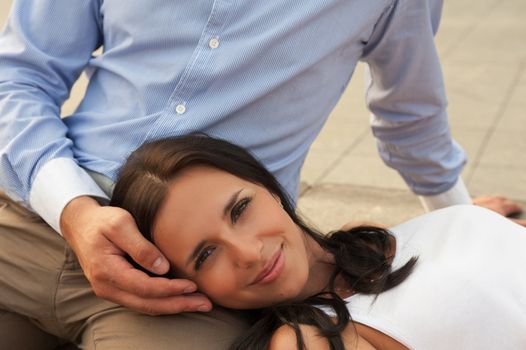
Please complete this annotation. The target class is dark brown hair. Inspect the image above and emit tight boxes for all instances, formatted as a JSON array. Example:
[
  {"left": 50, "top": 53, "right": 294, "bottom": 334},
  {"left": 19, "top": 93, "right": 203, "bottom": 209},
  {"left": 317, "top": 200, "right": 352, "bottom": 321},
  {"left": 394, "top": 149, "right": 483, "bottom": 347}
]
[{"left": 110, "top": 134, "right": 416, "bottom": 350}]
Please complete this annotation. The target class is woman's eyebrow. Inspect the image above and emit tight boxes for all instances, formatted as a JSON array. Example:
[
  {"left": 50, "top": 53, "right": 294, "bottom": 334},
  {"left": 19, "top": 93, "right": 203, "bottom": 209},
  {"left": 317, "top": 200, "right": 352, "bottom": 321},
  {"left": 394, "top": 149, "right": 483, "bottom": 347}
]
[
  {"left": 185, "top": 189, "right": 244, "bottom": 267},
  {"left": 222, "top": 189, "right": 243, "bottom": 219}
]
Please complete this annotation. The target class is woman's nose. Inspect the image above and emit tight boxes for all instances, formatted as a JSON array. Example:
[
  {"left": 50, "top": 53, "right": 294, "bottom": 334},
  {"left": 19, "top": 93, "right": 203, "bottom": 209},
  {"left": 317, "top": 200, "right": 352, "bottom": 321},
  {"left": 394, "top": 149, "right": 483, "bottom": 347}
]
[{"left": 230, "top": 236, "right": 263, "bottom": 268}]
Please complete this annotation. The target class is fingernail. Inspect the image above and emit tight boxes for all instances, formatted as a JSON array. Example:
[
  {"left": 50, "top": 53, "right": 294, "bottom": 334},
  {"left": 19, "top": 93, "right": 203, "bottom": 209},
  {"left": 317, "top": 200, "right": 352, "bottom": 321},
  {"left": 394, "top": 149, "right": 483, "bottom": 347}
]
[
  {"left": 184, "top": 286, "right": 196, "bottom": 294},
  {"left": 198, "top": 304, "right": 211, "bottom": 312},
  {"left": 152, "top": 257, "right": 166, "bottom": 273}
]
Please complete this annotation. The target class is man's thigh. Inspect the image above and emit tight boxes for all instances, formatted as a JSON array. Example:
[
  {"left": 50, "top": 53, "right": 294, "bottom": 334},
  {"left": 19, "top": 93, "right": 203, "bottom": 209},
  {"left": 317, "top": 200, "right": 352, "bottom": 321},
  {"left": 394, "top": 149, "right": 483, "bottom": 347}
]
[
  {"left": 0, "top": 193, "right": 66, "bottom": 324},
  {"left": 55, "top": 249, "right": 251, "bottom": 349},
  {"left": 0, "top": 310, "right": 61, "bottom": 350},
  {"left": 81, "top": 305, "right": 251, "bottom": 350},
  {"left": 55, "top": 242, "right": 251, "bottom": 349},
  {"left": 0, "top": 193, "right": 72, "bottom": 347}
]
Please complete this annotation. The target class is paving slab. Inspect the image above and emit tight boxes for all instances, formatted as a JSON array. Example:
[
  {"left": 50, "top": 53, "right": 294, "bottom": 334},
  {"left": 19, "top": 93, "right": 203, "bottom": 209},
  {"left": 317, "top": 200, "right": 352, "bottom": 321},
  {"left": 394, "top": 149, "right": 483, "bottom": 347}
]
[
  {"left": 494, "top": 104, "right": 526, "bottom": 133},
  {"left": 308, "top": 121, "right": 368, "bottom": 153},
  {"left": 297, "top": 184, "right": 424, "bottom": 232},
  {"left": 478, "top": 131, "right": 526, "bottom": 167},
  {"left": 300, "top": 148, "right": 346, "bottom": 186},
  {"left": 0, "top": 3, "right": 10, "bottom": 27},
  {"left": 435, "top": 0, "right": 497, "bottom": 59},
  {"left": 443, "top": 1, "right": 526, "bottom": 63},
  {"left": 322, "top": 154, "right": 408, "bottom": 191},
  {"left": 443, "top": 62, "right": 519, "bottom": 131},
  {"left": 493, "top": 65, "right": 526, "bottom": 130},
  {"left": 469, "top": 165, "right": 526, "bottom": 201}
]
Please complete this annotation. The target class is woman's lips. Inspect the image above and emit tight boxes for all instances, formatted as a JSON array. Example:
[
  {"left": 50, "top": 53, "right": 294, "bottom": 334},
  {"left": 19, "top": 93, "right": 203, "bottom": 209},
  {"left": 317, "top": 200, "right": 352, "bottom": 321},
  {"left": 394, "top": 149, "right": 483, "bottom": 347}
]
[{"left": 252, "top": 248, "right": 284, "bottom": 285}]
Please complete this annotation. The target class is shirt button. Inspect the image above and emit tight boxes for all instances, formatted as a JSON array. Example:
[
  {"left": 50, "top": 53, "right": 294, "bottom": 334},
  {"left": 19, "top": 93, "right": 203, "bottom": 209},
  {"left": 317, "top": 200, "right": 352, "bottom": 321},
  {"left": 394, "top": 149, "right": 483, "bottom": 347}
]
[
  {"left": 208, "top": 38, "right": 220, "bottom": 49},
  {"left": 175, "top": 104, "right": 186, "bottom": 115}
]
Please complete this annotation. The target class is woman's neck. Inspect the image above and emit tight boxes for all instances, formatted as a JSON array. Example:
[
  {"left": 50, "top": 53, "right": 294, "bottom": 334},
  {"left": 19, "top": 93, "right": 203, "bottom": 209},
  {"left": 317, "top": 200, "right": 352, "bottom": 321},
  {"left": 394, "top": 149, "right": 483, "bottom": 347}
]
[{"left": 295, "top": 234, "right": 339, "bottom": 300}]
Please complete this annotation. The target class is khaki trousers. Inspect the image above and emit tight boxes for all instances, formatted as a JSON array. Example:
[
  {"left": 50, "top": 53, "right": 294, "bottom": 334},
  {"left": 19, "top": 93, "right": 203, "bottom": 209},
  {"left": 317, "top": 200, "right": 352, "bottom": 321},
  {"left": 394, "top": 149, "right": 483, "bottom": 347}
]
[{"left": 0, "top": 194, "right": 250, "bottom": 349}]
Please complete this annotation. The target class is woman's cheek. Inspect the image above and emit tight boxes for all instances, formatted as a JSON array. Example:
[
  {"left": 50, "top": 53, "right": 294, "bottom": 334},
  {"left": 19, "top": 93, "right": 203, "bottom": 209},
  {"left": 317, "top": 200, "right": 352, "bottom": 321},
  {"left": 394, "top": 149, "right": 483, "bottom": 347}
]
[{"left": 198, "top": 264, "right": 239, "bottom": 298}]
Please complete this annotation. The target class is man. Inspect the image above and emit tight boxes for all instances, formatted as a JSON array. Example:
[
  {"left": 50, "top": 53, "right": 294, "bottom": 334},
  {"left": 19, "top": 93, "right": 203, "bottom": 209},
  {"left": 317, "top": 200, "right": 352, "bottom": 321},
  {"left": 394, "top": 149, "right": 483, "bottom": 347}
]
[{"left": 0, "top": 0, "right": 522, "bottom": 349}]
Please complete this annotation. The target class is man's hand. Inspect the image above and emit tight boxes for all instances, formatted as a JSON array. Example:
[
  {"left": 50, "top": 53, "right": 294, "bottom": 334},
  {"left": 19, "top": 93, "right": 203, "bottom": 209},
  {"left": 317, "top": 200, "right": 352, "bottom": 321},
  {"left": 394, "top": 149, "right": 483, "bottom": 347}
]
[
  {"left": 60, "top": 196, "right": 212, "bottom": 315},
  {"left": 473, "top": 195, "right": 526, "bottom": 227}
]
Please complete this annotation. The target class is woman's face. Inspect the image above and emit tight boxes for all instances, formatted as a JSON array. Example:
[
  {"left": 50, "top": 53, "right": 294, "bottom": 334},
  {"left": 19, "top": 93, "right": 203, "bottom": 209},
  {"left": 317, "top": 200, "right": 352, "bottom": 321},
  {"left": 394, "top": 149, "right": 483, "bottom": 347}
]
[{"left": 152, "top": 166, "right": 311, "bottom": 309}]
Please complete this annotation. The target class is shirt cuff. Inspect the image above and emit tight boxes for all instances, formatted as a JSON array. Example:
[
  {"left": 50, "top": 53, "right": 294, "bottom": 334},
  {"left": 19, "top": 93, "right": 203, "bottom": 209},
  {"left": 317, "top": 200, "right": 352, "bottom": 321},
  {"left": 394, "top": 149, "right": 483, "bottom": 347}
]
[
  {"left": 29, "top": 157, "right": 110, "bottom": 235},
  {"left": 418, "top": 178, "right": 472, "bottom": 211}
]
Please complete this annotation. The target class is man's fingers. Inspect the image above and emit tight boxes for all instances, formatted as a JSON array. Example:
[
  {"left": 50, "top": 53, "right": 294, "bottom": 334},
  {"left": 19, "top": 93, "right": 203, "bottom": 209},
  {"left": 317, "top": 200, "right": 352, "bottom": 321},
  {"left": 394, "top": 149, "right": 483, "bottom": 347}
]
[
  {"left": 102, "top": 287, "right": 213, "bottom": 315},
  {"left": 86, "top": 234, "right": 213, "bottom": 315},
  {"left": 473, "top": 195, "right": 523, "bottom": 217},
  {"left": 92, "top": 256, "right": 197, "bottom": 299},
  {"left": 104, "top": 212, "right": 170, "bottom": 275},
  {"left": 496, "top": 197, "right": 523, "bottom": 216},
  {"left": 473, "top": 195, "right": 526, "bottom": 227}
]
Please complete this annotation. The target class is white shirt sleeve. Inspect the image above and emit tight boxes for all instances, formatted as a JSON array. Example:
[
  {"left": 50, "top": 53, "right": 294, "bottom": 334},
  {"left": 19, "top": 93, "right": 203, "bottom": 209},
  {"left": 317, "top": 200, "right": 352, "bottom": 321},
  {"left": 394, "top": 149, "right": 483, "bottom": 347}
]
[
  {"left": 418, "top": 177, "right": 472, "bottom": 211},
  {"left": 29, "top": 157, "right": 110, "bottom": 235}
]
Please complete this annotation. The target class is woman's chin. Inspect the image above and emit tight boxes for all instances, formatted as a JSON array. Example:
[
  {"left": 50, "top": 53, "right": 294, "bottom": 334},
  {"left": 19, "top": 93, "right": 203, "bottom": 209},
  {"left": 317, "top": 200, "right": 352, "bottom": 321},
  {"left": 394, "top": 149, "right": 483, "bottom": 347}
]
[
  {"left": 207, "top": 271, "right": 309, "bottom": 310},
  {"left": 216, "top": 292, "right": 306, "bottom": 310},
  {"left": 210, "top": 294, "right": 281, "bottom": 310},
  {"left": 215, "top": 299, "right": 283, "bottom": 310}
]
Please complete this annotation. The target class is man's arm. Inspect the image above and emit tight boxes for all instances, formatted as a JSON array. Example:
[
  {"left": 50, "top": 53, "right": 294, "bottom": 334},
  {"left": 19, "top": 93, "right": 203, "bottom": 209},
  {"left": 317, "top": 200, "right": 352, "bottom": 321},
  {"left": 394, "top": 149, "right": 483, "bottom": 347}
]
[
  {"left": 0, "top": 0, "right": 211, "bottom": 314},
  {"left": 360, "top": 0, "right": 467, "bottom": 206},
  {"left": 359, "top": 0, "right": 522, "bottom": 220},
  {"left": 0, "top": 0, "right": 107, "bottom": 226}
]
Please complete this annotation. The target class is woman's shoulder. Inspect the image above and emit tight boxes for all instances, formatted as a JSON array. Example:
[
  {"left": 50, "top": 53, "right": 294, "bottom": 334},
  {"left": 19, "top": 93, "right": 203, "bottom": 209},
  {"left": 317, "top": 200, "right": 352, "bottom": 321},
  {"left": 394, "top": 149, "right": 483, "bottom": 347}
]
[
  {"left": 416, "top": 204, "right": 503, "bottom": 224},
  {"left": 269, "top": 323, "right": 377, "bottom": 350},
  {"left": 398, "top": 204, "right": 494, "bottom": 225},
  {"left": 390, "top": 204, "right": 512, "bottom": 240}
]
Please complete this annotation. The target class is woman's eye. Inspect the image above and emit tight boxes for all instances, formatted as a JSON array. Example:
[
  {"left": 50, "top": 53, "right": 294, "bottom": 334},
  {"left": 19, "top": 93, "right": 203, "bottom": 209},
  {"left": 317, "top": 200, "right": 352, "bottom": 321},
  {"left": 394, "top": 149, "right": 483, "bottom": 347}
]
[
  {"left": 231, "top": 197, "right": 251, "bottom": 223},
  {"left": 195, "top": 246, "right": 216, "bottom": 271}
]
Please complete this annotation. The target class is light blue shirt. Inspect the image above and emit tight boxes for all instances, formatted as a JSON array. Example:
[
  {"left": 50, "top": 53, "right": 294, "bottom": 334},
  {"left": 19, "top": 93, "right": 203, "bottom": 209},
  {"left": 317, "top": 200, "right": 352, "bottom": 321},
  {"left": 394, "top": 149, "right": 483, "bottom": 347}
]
[{"left": 0, "top": 0, "right": 467, "bottom": 232}]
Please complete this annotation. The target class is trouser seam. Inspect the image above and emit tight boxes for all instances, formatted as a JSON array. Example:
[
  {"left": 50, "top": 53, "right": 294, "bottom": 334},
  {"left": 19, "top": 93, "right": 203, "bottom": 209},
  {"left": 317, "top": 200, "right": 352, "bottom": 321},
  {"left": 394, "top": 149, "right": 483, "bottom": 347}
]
[
  {"left": 92, "top": 319, "right": 98, "bottom": 350},
  {"left": 51, "top": 244, "right": 69, "bottom": 340}
]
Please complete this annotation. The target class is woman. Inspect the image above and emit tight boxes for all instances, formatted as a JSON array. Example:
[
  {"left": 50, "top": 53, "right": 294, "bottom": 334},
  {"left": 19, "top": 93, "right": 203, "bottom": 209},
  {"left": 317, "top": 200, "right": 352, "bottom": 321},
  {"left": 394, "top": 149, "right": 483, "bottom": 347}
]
[{"left": 110, "top": 134, "right": 526, "bottom": 350}]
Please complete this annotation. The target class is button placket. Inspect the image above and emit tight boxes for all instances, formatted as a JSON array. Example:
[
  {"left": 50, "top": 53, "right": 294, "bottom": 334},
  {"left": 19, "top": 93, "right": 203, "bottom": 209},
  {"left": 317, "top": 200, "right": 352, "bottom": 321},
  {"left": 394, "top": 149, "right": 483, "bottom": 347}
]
[
  {"left": 208, "top": 37, "right": 220, "bottom": 49},
  {"left": 175, "top": 104, "right": 186, "bottom": 115},
  {"left": 150, "top": 0, "right": 233, "bottom": 132}
]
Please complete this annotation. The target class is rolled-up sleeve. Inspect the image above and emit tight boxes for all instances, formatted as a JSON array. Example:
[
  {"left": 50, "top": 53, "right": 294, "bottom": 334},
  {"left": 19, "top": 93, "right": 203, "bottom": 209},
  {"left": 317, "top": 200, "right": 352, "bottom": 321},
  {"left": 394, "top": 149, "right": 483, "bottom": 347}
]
[{"left": 361, "top": 0, "right": 468, "bottom": 197}]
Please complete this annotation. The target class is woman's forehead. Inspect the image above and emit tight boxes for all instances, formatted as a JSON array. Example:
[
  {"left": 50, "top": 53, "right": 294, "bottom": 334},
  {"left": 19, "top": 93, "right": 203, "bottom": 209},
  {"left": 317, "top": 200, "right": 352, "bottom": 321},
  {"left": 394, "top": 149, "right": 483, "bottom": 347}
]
[
  {"left": 168, "top": 165, "right": 249, "bottom": 194},
  {"left": 152, "top": 166, "right": 252, "bottom": 240}
]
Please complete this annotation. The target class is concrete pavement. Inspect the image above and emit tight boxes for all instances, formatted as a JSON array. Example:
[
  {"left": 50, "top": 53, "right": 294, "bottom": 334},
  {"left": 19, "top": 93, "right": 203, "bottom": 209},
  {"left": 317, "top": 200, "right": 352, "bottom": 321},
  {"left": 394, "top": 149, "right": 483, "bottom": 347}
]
[{"left": 1, "top": 0, "right": 525, "bottom": 231}]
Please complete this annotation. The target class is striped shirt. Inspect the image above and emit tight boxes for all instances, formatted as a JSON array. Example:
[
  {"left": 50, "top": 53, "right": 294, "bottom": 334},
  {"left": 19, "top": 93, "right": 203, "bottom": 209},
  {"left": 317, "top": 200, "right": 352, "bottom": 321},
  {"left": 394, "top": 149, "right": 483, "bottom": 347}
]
[{"left": 0, "top": 0, "right": 468, "bottom": 233}]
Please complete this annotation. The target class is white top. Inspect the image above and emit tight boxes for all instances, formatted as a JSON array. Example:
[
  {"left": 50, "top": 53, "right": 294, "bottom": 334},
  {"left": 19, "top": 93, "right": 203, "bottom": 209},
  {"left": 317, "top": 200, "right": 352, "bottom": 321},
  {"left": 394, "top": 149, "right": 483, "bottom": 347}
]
[{"left": 325, "top": 205, "right": 526, "bottom": 349}]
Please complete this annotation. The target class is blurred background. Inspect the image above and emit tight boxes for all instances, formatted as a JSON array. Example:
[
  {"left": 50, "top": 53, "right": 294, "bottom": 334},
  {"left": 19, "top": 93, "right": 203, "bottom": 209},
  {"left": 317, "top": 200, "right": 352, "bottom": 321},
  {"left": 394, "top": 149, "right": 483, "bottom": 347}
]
[{"left": 1, "top": 0, "right": 525, "bottom": 230}]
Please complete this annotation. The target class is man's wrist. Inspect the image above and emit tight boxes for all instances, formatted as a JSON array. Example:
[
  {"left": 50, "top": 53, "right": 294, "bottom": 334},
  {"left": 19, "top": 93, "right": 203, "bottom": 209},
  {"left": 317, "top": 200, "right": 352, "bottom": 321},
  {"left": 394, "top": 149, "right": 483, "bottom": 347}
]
[{"left": 60, "top": 196, "right": 101, "bottom": 239}]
